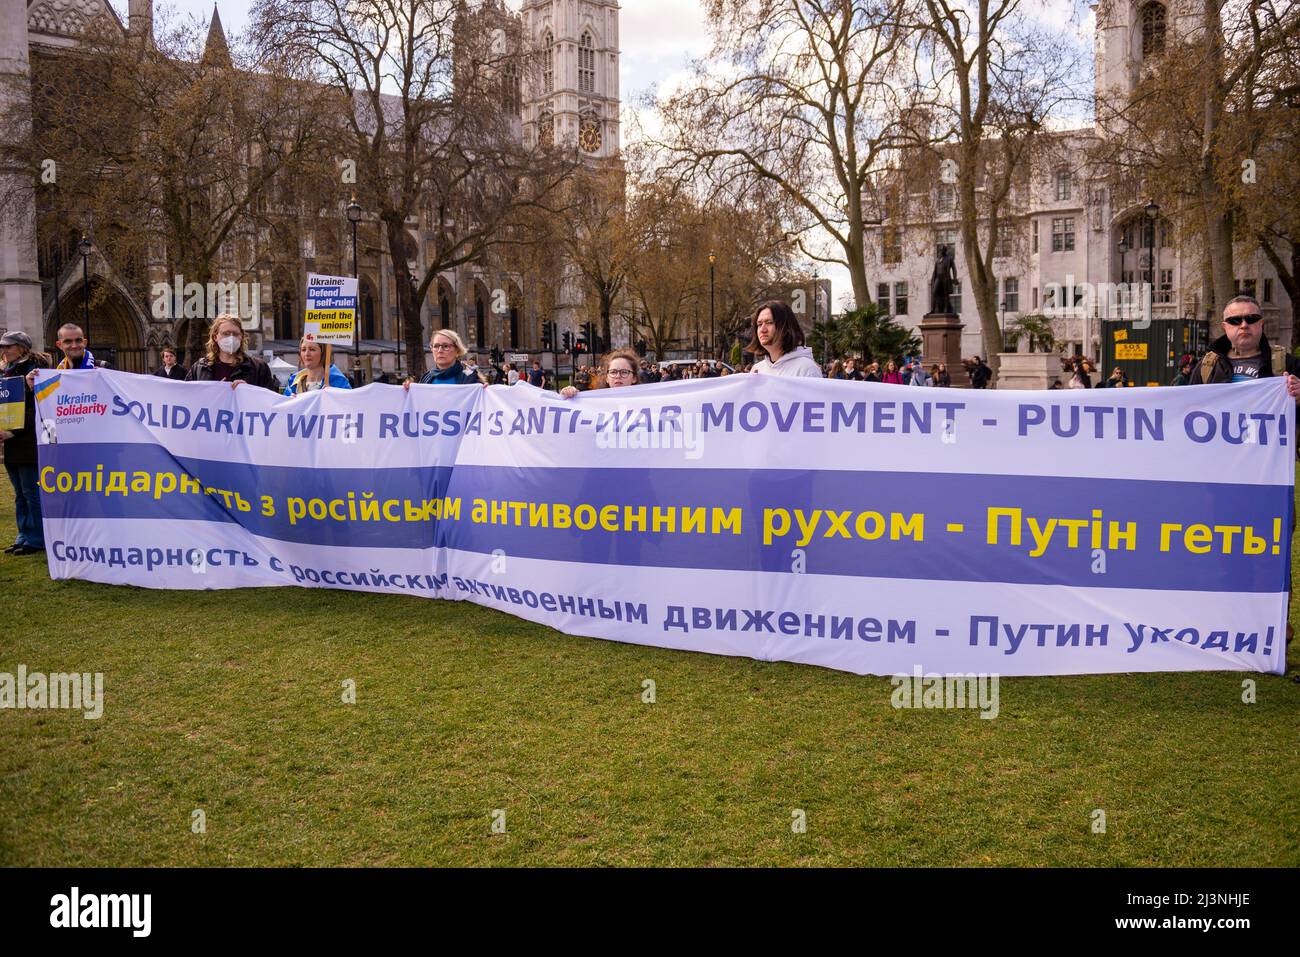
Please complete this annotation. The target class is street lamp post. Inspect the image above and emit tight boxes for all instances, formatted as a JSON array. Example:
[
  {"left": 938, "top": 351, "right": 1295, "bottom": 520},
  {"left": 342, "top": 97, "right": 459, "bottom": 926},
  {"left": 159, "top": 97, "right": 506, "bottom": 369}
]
[
  {"left": 1000, "top": 299, "right": 1007, "bottom": 347},
  {"left": 1117, "top": 235, "right": 1128, "bottom": 317},
  {"left": 708, "top": 250, "right": 716, "bottom": 360},
  {"left": 1144, "top": 200, "right": 1160, "bottom": 315},
  {"left": 52, "top": 243, "right": 61, "bottom": 331},
  {"left": 812, "top": 268, "right": 819, "bottom": 364},
  {"left": 346, "top": 196, "right": 363, "bottom": 386},
  {"left": 78, "top": 232, "right": 92, "bottom": 346}
]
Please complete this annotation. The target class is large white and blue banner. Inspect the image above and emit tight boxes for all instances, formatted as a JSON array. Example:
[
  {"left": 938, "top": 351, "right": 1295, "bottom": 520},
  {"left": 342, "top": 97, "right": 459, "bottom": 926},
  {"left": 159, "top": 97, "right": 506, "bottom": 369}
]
[{"left": 32, "top": 368, "right": 1293, "bottom": 676}]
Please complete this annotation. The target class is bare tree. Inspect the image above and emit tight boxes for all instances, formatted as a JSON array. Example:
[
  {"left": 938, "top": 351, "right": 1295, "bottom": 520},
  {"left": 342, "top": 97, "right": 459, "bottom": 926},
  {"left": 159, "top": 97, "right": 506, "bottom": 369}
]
[
  {"left": 916, "top": 0, "right": 1086, "bottom": 381},
  {"left": 1095, "top": 0, "right": 1300, "bottom": 320},
  {"left": 650, "top": 0, "right": 922, "bottom": 308},
  {"left": 253, "top": 0, "right": 577, "bottom": 378},
  {"left": 2, "top": 14, "right": 338, "bottom": 359}
]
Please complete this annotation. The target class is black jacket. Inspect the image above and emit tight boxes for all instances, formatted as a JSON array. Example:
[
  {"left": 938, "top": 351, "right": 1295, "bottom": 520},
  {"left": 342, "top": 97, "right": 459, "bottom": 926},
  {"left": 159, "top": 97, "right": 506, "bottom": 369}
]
[
  {"left": 186, "top": 354, "right": 278, "bottom": 391},
  {"left": 1184, "top": 333, "right": 1300, "bottom": 385},
  {"left": 155, "top": 364, "right": 188, "bottom": 380},
  {"left": 970, "top": 362, "right": 992, "bottom": 388},
  {"left": 1, "top": 353, "right": 51, "bottom": 467}
]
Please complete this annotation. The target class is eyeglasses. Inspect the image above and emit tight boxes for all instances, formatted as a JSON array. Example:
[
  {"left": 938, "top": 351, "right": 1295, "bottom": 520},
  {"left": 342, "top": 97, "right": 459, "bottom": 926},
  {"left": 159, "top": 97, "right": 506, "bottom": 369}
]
[
  {"left": 607, "top": 368, "right": 634, "bottom": 378},
  {"left": 431, "top": 342, "right": 457, "bottom": 350},
  {"left": 1223, "top": 314, "right": 1263, "bottom": 326}
]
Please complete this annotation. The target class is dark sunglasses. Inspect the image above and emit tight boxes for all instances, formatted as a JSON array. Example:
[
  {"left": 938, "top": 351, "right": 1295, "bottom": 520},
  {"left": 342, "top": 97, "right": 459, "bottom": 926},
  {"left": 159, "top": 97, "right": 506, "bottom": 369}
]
[{"left": 1223, "top": 314, "right": 1263, "bottom": 326}]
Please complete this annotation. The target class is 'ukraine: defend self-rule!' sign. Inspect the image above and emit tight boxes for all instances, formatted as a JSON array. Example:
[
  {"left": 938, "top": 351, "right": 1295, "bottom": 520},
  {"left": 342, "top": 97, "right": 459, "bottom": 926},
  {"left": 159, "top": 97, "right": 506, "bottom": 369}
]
[{"left": 303, "top": 273, "right": 357, "bottom": 344}]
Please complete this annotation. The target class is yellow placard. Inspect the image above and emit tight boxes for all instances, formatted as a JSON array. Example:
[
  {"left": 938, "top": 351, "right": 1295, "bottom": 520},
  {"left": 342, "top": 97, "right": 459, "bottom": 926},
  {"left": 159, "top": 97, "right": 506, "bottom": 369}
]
[
  {"left": 0, "top": 376, "right": 25, "bottom": 430},
  {"left": 1115, "top": 342, "right": 1147, "bottom": 359},
  {"left": 1113, "top": 328, "right": 1129, "bottom": 341}
]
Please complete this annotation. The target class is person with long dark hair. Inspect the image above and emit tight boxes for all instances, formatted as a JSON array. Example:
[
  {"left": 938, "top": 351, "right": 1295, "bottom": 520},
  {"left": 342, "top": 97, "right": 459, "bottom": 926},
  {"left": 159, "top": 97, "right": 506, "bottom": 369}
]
[{"left": 748, "top": 301, "right": 822, "bottom": 377}]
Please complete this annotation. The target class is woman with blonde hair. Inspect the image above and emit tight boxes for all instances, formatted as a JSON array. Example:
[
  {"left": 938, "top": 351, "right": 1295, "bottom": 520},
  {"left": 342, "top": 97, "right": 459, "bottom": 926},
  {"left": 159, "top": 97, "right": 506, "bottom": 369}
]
[
  {"left": 404, "top": 328, "right": 483, "bottom": 388},
  {"left": 560, "top": 348, "right": 640, "bottom": 397},
  {"left": 284, "top": 337, "right": 352, "bottom": 395},
  {"left": 185, "top": 314, "right": 277, "bottom": 390}
]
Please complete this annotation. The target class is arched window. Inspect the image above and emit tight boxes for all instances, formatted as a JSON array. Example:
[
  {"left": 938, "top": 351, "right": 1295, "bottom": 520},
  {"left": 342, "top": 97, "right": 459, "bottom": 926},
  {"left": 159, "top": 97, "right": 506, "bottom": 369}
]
[
  {"left": 360, "top": 277, "right": 377, "bottom": 340},
  {"left": 538, "top": 108, "right": 554, "bottom": 148},
  {"left": 273, "top": 287, "right": 296, "bottom": 340},
  {"left": 1141, "top": 2, "right": 1166, "bottom": 58},
  {"left": 579, "top": 32, "right": 595, "bottom": 93},
  {"left": 543, "top": 32, "right": 554, "bottom": 93},
  {"left": 439, "top": 290, "right": 450, "bottom": 327},
  {"left": 502, "top": 59, "right": 520, "bottom": 111},
  {"left": 475, "top": 291, "right": 486, "bottom": 346}
]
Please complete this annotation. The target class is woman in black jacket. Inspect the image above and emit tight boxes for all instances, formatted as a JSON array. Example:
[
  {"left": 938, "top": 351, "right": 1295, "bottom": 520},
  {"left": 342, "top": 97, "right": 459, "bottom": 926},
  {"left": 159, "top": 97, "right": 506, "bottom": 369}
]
[
  {"left": 0, "top": 331, "right": 52, "bottom": 554},
  {"left": 185, "top": 315, "right": 278, "bottom": 391}
]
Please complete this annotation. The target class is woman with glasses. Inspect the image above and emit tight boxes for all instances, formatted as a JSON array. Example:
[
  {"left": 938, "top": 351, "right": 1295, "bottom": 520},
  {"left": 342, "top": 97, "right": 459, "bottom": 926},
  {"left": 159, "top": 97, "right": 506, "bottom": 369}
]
[
  {"left": 560, "top": 349, "right": 639, "bottom": 397},
  {"left": 403, "top": 329, "right": 484, "bottom": 388}
]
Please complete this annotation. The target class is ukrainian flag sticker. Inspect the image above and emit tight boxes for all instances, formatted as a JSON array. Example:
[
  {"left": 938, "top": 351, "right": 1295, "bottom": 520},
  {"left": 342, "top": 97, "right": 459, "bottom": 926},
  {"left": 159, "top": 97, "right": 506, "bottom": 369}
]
[{"left": 35, "top": 373, "right": 61, "bottom": 402}]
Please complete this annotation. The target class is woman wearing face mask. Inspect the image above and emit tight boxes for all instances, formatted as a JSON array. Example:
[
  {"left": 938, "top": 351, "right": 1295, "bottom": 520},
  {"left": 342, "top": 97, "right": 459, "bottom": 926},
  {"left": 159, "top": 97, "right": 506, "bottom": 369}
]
[
  {"left": 284, "top": 337, "right": 352, "bottom": 396},
  {"left": 185, "top": 314, "right": 277, "bottom": 390},
  {"left": 560, "top": 349, "right": 640, "bottom": 397}
]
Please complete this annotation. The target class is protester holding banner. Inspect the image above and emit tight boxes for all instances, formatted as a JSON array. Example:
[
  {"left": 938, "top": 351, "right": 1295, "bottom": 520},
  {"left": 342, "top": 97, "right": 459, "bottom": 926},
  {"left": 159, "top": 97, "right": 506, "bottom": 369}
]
[
  {"left": 749, "top": 301, "right": 822, "bottom": 378},
  {"left": 0, "top": 331, "right": 51, "bottom": 555},
  {"left": 284, "top": 338, "right": 352, "bottom": 396},
  {"left": 1184, "top": 294, "right": 1300, "bottom": 393},
  {"left": 404, "top": 329, "right": 483, "bottom": 388},
  {"left": 185, "top": 315, "right": 277, "bottom": 391},
  {"left": 51, "top": 323, "right": 96, "bottom": 370},
  {"left": 560, "top": 349, "right": 640, "bottom": 397}
]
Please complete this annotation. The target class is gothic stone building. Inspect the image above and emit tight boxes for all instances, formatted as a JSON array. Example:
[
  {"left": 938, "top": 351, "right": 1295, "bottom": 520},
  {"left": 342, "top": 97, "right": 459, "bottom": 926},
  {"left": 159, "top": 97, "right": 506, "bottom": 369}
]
[{"left": 0, "top": 0, "right": 622, "bottom": 374}]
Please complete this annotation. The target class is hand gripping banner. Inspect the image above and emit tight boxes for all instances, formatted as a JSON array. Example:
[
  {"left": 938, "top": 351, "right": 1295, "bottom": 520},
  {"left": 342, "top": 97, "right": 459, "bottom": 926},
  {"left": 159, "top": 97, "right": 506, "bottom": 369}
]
[{"left": 33, "top": 368, "right": 1294, "bottom": 677}]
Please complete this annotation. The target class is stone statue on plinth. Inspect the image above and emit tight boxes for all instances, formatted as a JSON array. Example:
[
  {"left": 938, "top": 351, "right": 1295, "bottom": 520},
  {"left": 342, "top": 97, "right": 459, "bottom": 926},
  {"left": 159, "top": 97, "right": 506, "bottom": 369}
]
[{"left": 929, "top": 244, "right": 957, "bottom": 315}]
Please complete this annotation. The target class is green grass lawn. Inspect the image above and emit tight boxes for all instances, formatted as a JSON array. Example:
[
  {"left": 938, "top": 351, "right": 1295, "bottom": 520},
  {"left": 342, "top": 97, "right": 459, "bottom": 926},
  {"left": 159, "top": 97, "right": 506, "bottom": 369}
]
[{"left": 0, "top": 480, "right": 1297, "bottom": 867}]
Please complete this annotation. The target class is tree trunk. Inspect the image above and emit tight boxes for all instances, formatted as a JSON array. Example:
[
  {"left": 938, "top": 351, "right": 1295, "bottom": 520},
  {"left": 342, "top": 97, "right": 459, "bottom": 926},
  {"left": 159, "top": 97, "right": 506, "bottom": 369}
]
[
  {"left": 184, "top": 257, "right": 213, "bottom": 363},
  {"left": 1200, "top": 0, "right": 1234, "bottom": 324},
  {"left": 384, "top": 216, "right": 428, "bottom": 379}
]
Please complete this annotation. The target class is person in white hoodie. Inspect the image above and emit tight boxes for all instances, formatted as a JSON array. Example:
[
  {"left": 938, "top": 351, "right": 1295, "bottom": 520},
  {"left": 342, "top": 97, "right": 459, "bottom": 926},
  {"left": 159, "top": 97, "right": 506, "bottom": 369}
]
[{"left": 749, "top": 301, "right": 823, "bottom": 378}]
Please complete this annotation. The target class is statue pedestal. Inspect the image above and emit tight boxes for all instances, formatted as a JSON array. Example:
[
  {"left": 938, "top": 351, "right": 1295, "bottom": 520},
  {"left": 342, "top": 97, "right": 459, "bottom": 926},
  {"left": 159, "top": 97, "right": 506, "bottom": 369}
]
[
  {"left": 920, "top": 312, "right": 968, "bottom": 386},
  {"left": 995, "top": 352, "right": 1064, "bottom": 390}
]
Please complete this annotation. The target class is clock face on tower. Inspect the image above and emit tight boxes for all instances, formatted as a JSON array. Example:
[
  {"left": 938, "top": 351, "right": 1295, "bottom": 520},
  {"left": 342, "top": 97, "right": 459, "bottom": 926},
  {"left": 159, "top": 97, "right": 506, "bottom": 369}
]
[{"left": 579, "top": 120, "right": 601, "bottom": 153}]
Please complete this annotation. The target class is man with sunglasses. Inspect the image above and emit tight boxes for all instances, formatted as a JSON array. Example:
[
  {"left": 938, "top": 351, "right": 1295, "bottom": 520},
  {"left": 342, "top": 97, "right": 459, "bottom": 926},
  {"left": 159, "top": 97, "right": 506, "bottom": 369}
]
[{"left": 1184, "top": 295, "right": 1300, "bottom": 399}]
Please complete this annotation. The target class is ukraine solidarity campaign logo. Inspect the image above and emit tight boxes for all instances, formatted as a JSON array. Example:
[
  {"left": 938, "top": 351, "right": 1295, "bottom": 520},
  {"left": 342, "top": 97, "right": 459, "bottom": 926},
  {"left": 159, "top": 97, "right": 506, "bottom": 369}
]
[{"left": 38, "top": 375, "right": 107, "bottom": 423}]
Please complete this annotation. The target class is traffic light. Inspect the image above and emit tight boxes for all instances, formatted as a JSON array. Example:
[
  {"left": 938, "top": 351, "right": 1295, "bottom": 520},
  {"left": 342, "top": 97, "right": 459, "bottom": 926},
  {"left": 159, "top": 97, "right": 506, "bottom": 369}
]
[
  {"left": 541, "top": 320, "right": 553, "bottom": 350},
  {"left": 563, "top": 330, "right": 573, "bottom": 353},
  {"left": 575, "top": 327, "right": 587, "bottom": 353}
]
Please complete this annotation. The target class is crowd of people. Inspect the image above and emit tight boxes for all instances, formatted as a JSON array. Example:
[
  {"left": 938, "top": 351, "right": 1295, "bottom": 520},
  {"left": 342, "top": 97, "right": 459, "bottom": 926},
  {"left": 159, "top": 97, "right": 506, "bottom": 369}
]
[{"left": 2, "top": 294, "right": 1298, "bottom": 560}]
